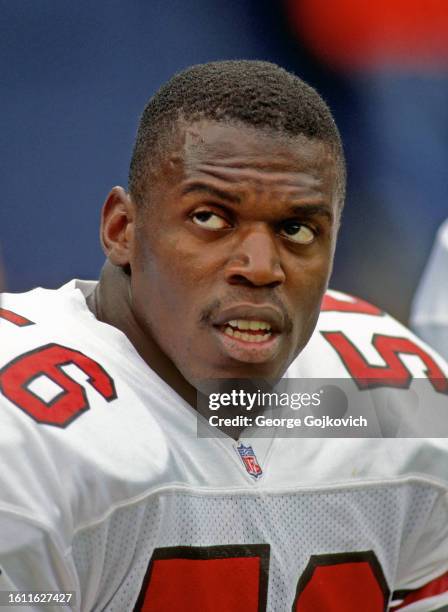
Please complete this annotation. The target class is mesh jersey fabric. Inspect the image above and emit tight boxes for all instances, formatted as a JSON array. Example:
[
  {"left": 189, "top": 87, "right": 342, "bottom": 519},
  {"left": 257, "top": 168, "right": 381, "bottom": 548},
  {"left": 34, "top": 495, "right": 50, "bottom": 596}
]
[{"left": 0, "top": 280, "right": 448, "bottom": 611}]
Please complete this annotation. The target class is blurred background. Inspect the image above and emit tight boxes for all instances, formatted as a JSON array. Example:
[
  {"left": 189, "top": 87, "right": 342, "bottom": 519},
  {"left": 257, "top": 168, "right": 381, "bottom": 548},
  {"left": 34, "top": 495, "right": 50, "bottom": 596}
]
[{"left": 2, "top": 0, "right": 447, "bottom": 322}]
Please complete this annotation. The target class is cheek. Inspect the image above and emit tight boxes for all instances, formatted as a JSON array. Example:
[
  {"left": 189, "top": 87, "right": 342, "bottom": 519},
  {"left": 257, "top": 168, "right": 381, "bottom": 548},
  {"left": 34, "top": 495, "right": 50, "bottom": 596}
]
[
  {"left": 135, "top": 236, "right": 207, "bottom": 320},
  {"left": 286, "top": 255, "right": 331, "bottom": 333},
  {"left": 288, "top": 250, "right": 332, "bottom": 296}
]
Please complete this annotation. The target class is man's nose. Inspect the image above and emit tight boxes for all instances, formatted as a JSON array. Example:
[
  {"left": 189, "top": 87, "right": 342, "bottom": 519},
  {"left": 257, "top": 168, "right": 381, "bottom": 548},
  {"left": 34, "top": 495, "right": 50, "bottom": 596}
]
[{"left": 224, "top": 225, "right": 286, "bottom": 288}]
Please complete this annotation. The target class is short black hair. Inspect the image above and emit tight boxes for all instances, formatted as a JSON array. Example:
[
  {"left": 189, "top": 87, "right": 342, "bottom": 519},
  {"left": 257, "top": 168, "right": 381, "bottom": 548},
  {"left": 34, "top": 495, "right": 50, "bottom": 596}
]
[{"left": 129, "top": 60, "right": 345, "bottom": 207}]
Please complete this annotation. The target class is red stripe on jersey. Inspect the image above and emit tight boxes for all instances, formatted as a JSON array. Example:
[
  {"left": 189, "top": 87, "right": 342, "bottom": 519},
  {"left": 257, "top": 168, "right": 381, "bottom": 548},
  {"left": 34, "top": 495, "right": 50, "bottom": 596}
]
[
  {"left": 321, "top": 294, "right": 383, "bottom": 316},
  {"left": 0, "top": 308, "right": 34, "bottom": 326},
  {"left": 391, "top": 571, "right": 448, "bottom": 610}
]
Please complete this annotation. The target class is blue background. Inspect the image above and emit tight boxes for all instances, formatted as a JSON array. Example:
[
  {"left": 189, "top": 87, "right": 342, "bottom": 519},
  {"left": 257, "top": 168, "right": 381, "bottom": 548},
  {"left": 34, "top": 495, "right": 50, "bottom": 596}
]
[{"left": 2, "top": 1, "right": 447, "bottom": 321}]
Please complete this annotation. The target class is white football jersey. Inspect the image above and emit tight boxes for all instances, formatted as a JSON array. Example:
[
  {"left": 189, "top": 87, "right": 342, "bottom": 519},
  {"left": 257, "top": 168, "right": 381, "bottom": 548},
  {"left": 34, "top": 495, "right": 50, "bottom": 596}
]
[
  {"left": 0, "top": 281, "right": 448, "bottom": 611},
  {"left": 412, "top": 218, "right": 448, "bottom": 360}
]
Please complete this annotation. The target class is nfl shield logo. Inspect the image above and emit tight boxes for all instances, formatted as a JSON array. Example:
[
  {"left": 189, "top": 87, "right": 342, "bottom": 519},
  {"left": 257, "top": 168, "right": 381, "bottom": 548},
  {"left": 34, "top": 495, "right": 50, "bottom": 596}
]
[{"left": 236, "top": 443, "right": 263, "bottom": 479}]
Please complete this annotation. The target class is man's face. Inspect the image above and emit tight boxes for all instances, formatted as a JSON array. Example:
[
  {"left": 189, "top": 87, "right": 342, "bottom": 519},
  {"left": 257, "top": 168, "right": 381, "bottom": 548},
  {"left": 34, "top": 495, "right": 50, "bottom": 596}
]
[{"left": 129, "top": 120, "right": 341, "bottom": 384}]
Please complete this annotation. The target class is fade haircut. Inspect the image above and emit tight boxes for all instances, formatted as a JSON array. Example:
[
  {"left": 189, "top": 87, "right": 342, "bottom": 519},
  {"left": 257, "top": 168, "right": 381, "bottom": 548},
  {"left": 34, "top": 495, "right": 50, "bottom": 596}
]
[{"left": 128, "top": 60, "right": 345, "bottom": 207}]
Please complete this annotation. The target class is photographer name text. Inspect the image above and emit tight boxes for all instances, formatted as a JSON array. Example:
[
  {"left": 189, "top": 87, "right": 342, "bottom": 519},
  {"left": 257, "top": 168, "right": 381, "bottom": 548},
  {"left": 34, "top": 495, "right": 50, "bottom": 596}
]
[{"left": 208, "top": 415, "right": 368, "bottom": 429}]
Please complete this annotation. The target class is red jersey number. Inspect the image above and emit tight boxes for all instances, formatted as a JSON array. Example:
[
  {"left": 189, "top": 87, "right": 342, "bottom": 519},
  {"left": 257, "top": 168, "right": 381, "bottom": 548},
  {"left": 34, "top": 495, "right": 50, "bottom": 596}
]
[
  {"left": 0, "top": 308, "right": 34, "bottom": 327},
  {"left": 293, "top": 552, "right": 389, "bottom": 611},
  {"left": 136, "top": 547, "right": 389, "bottom": 611},
  {"left": 321, "top": 294, "right": 383, "bottom": 316},
  {"left": 322, "top": 332, "right": 448, "bottom": 394},
  {"left": 0, "top": 343, "right": 116, "bottom": 426}
]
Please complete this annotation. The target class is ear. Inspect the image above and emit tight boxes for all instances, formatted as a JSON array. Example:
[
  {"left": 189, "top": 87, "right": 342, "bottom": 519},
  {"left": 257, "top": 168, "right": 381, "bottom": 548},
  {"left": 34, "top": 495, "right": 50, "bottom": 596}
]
[{"left": 100, "top": 186, "right": 136, "bottom": 266}]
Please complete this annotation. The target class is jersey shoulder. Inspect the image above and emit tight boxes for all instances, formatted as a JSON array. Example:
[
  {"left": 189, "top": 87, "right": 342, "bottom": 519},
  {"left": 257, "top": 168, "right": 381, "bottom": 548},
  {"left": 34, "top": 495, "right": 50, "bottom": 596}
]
[
  {"left": 288, "top": 289, "right": 448, "bottom": 439},
  {"left": 298, "top": 288, "right": 448, "bottom": 378},
  {"left": 0, "top": 281, "right": 92, "bottom": 355},
  {"left": 0, "top": 282, "right": 183, "bottom": 531},
  {"left": 412, "top": 218, "right": 448, "bottom": 325},
  {"left": 292, "top": 290, "right": 448, "bottom": 378},
  {"left": 411, "top": 219, "right": 448, "bottom": 360}
]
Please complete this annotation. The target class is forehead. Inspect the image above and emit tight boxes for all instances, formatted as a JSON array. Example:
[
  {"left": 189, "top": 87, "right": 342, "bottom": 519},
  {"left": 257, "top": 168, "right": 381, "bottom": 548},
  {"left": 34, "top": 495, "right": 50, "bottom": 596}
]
[{"left": 159, "top": 120, "right": 339, "bottom": 192}]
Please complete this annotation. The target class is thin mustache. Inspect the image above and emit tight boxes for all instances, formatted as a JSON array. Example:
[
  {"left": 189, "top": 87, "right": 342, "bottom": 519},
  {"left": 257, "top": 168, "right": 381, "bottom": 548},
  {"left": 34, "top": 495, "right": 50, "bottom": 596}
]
[{"left": 200, "top": 292, "right": 293, "bottom": 334}]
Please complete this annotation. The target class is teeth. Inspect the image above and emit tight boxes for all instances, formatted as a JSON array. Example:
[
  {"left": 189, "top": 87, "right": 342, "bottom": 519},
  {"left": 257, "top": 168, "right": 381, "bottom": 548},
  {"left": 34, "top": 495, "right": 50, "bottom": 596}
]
[
  {"left": 223, "top": 325, "right": 271, "bottom": 343},
  {"left": 252, "top": 334, "right": 270, "bottom": 343},
  {"left": 227, "top": 319, "right": 271, "bottom": 331}
]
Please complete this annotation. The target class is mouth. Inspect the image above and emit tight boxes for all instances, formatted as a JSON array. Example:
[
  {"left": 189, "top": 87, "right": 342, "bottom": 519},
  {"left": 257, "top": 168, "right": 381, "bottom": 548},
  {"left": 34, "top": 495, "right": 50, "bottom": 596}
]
[
  {"left": 220, "top": 319, "right": 273, "bottom": 343},
  {"left": 212, "top": 305, "right": 285, "bottom": 364}
]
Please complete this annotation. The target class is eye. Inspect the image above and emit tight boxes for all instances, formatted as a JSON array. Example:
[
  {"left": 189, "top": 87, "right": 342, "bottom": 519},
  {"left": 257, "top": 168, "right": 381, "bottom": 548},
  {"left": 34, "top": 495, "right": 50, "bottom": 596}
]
[
  {"left": 191, "top": 210, "right": 230, "bottom": 230},
  {"left": 280, "top": 221, "right": 315, "bottom": 244}
]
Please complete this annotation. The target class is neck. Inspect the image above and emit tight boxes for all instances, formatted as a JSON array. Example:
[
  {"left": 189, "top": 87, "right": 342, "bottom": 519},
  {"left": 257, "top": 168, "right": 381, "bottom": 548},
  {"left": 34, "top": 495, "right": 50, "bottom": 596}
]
[{"left": 87, "top": 261, "right": 197, "bottom": 407}]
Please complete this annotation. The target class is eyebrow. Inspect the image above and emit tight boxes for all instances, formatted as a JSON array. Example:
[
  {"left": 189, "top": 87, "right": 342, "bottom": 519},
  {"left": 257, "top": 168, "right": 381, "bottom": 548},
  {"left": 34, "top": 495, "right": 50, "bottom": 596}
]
[
  {"left": 181, "top": 182, "right": 241, "bottom": 204},
  {"left": 288, "top": 204, "right": 334, "bottom": 224},
  {"left": 181, "top": 182, "right": 334, "bottom": 223}
]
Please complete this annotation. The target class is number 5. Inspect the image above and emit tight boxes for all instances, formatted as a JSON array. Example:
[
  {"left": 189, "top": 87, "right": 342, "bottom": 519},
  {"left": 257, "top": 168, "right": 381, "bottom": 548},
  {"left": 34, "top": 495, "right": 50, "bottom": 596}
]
[{"left": 136, "top": 546, "right": 389, "bottom": 611}]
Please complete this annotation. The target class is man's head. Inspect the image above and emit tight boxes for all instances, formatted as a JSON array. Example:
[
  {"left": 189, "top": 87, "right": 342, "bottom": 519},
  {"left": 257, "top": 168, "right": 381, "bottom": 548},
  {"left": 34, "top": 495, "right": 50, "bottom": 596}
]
[
  {"left": 128, "top": 60, "right": 345, "bottom": 209},
  {"left": 99, "top": 60, "right": 345, "bottom": 391}
]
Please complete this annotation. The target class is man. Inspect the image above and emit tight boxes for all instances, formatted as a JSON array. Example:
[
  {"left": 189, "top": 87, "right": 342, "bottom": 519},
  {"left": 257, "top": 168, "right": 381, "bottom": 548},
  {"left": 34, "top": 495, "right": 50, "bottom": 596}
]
[
  {"left": 412, "top": 218, "right": 448, "bottom": 361},
  {"left": 0, "top": 61, "right": 447, "bottom": 611}
]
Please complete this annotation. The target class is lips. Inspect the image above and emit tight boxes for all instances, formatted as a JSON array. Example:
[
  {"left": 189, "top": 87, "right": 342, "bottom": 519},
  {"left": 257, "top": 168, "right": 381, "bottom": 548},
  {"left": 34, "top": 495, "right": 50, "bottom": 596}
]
[
  {"left": 221, "top": 319, "right": 272, "bottom": 343},
  {"left": 211, "top": 303, "right": 285, "bottom": 363},
  {"left": 213, "top": 304, "right": 284, "bottom": 333}
]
